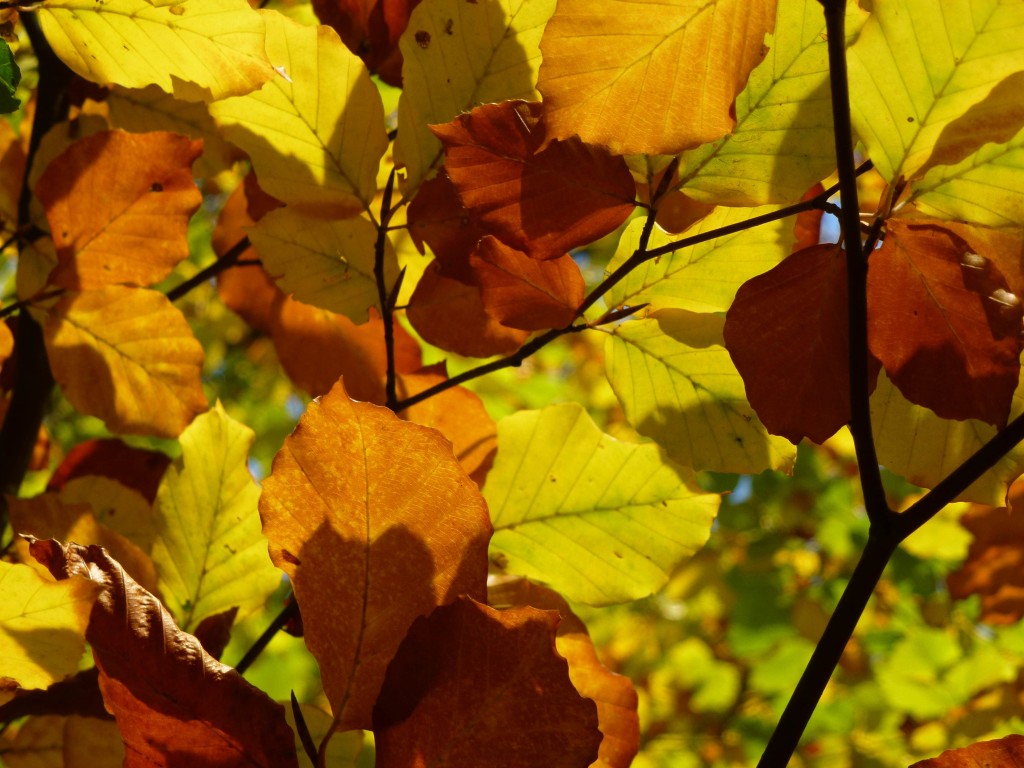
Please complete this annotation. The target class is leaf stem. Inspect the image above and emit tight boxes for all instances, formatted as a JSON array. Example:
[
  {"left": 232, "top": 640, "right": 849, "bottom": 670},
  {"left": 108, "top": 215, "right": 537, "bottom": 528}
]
[
  {"left": 166, "top": 236, "right": 251, "bottom": 303},
  {"left": 375, "top": 167, "right": 399, "bottom": 409}
]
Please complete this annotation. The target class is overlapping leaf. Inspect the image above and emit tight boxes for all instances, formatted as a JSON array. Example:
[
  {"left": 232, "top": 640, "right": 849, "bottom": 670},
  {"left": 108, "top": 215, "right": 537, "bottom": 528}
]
[
  {"left": 151, "top": 403, "right": 279, "bottom": 633},
  {"left": 848, "top": 0, "right": 1024, "bottom": 182},
  {"left": 605, "top": 206, "right": 795, "bottom": 314},
  {"left": 431, "top": 100, "right": 635, "bottom": 260},
  {"left": 537, "top": 0, "right": 777, "bottom": 155},
  {"left": 0, "top": 562, "right": 100, "bottom": 692},
  {"left": 248, "top": 208, "right": 396, "bottom": 321},
  {"left": 312, "top": 0, "right": 420, "bottom": 85},
  {"left": 48, "top": 438, "right": 170, "bottom": 506},
  {"left": 30, "top": 539, "right": 299, "bottom": 767},
  {"left": 911, "top": 734, "right": 1024, "bottom": 767},
  {"left": 258, "top": 380, "right": 491, "bottom": 729},
  {"left": 394, "top": 0, "right": 555, "bottom": 191},
  {"left": 605, "top": 310, "right": 796, "bottom": 474},
  {"left": 37, "top": 0, "right": 275, "bottom": 102},
  {"left": 373, "top": 597, "right": 601, "bottom": 768},
  {"left": 210, "top": 12, "right": 388, "bottom": 215},
  {"left": 406, "top": 169, "right": 488, "bottom": 273},
  {"left": 35, "top": 130, "right": 202, "bottom": 290},
  {"left": 485, "top": 403, "right": 719, "bottom": 605},
  {"left": 677, "top": 0, "right": 865, "bottom": 205},
  {"left": 867, "top": 220, "right": 1023, "bottom": 427},
  {"left": 0, "top": 39, "right": 20, "bottom": 113},
  {"left": 43, "top": 286, "right": 207, "bottom": 438}
]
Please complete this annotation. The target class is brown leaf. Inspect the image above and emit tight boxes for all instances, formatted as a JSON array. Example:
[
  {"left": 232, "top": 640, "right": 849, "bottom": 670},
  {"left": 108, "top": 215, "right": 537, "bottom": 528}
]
[
  {"left": 259, "top": 381, "right": 491, "bottom": 729},
  {"left": 47, "top": 438, "right": 170, "bottom": 505},
  {"left": 312, "top": 0, "right": 421, "bottom": 86},
  {"left": 431, "top": 100, "right": 636, "bottom": 260},
  {"left": 396, "top": 362, "right": 497, "bottom": 486},
  {"left": 488, "top": 578, "right": 640, "bottom": 768},
  {"left": 792, "top": 183, "right": 826, "bottom": 253},
  {"left": 867, "top": 220, "right": 1023, "bottom": 427},
  {"left": 373, "top": 596, "right": 601, "bottom": 768},
  {"left": 910, "top": 733, "right": 1024, "bottom": 767},
  {"left": 724, "top": 245, "right": 879, "bottom": 444},
  {"left": 28, "top": 539, "right": 299, "bottom": 768},
  {"left": 43, "top": 286, "right": 207, "bottom": 438},
  {"left": 35, "top": 130, "right": 203, "bottom": 290},
  {"left": 406, "top": 260, "right": 529, "bottom": 358},
  {"left": 469, "top": 237, "right": 585, "bottom": 331},
  {"left": 406, "top": 168, "right": 486, "bottom": 281}
]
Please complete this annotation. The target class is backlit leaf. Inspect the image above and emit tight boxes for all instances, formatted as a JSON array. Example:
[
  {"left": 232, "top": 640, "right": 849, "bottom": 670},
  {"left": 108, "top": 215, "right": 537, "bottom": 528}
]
[
  {"left": 537, "top": 0, "right": 777, "bottom": 155},
  {"left": 35, "top": 130, "right": 202, "bottom": 290},
  {"left": 605, "top": 310, "right": 796, "bottom": 474},
  {"left": 312, "top": 0, "right": 420, "bottom": 85},
  {"left": 848, "top": 0, "right": 1024, "bottom": 182},
  {"left": 258, "top": 380, "right": 491, "bottom": 729},
  {"left": 210, "top": 12, "right": 388, "bottom": 215},
  {"left": 867, "top": 220, "right": 1023, "bottom": 427},
  {"left": 0, "top": 562, "right": 100, "bottom": 692},
  {"left": 677, "top": 0, "right": 866, "bottom": 205},
  {"left": 373, "top": 597, "right": 601, "bottom": 768},
  {"left": 485, "top": 403, "right": 719, "bottom": 605},
  {"left": 37, "top": 0, "right": 275, "bottom": 102},
  {"left": 431, "top": 100, "right": 635, "bottom": 260},
  {"left": 605, "top": 206, "right": 795, "bottom": 314},
  {"left": 394, "top": 0, "right": 554, "bottom": 192},
  {"left": 911, "top": 735, "right": 1024, "bottom": 768},
  {"left": 406, "top": 168, "right": 488, "bottom": 274},
  {"left": 249, "top": 208, "right": 395, "bottom": 321},
  {"left": 29, "top": 539, "right": 299, "bottom": 768},
  {"left": 43, "top": 286, "right": 207, "bottom": 438},
  {"left": 152, "top": 402, "right": 279, "bottom": 633},
  {"left": 470, "top": 237, "right": 585, "bottom": 331},
  {"left": 48, "top": 438, "right": 170, "bottom": 506},
  {"left": 0, "top": 39, "right": 21, "bottom": 114}
]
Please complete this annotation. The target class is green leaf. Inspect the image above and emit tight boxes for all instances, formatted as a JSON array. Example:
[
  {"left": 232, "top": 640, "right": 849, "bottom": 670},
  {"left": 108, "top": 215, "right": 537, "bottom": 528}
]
[
  {"left": 210, "top": 12, "right": 387, "bottom": 215},
  {"left": 152, "top": 402, "right": 280, "bottom": 633},
  {"left": 394, "top": 0, "right": 555, "bottom": 193},
  {"left": 604, "top": 310, "right": 796, "bottom": 475},
  {"left": 848, "top": 0, "right": 1024, "bottom": 182},
  {"left": 604, "top": 206, "right": 795, "bottom": 314},
  {"left": 248, "top": 210, "right": 395, "bottom": 322},
  {"left": 484, "top": 402, "right": 719, "bottom": 606},
  {"left": 37, "top": 0, "right": 274, "bottom": 102},
  {"left": 0, "top": 39, "right": 20, "bottom": 114},
  {"left": 677, "top": 0, "right": 867, "bottom": 205}
]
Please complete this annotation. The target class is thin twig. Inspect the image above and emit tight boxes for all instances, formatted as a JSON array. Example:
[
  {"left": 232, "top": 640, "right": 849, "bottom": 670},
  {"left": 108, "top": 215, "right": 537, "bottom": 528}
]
[
  {"left": 375, "top": 167, "right": 399, "bottom": 409},
  {"left": 0, "top": 288, "right": 65, "bottom": 319},
  {"left": 234, "top": 599, "right": 298, "bottom": 675},
  {"left": 166, "top": 236, "right": 250, "bottom": 303}
]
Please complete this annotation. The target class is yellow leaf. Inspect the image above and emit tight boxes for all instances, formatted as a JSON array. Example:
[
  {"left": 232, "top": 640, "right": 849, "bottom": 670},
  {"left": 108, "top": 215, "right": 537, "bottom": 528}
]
[
  {"left": 0, "top": 561, "right": 101, "bottom": 691},
  {"left": 152, "top": 402, "right": 279, "bottom": 632},
  {"left": 259, "top": 379, "right": 491, "bottom": 730},
  {"left": 393, "top": 0, "right": 554, "bottom": 192},
  {"left": 210, "top": 12, "right": 387, "bottom": 216},
  {"left": 43, "top": 286, "right": 207, "bottom": 438},
  {"left": 248, "top": 209, "right": 396, "bottom": 321},
  {"left": 37, "top": 0, "right": 274, "bottom": 102},
  {"left": 537, "top": 0, "right": 777, "bottom": 156},
  {"left": 848, "top": 0, "right": 1024, "bottom": 182}
]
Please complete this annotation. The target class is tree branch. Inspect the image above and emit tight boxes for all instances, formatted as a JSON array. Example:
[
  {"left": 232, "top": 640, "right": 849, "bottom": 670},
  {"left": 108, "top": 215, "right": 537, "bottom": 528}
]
[
  {"left": 166, "top": 236, "right": 251, "bottom": 303},
  {"left": 375, "top": 167, "right": 399, "bottom": 409}
]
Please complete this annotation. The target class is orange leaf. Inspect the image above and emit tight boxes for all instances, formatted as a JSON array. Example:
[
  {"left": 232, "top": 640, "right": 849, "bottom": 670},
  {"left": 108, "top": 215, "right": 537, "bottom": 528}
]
[
  {"left": 432, "top": 100, "right": 635, "bottom": 260},
  {"left": 406, "top": 168, "right": 486, "bottom": 281},
  {"left": 29, "top": 539, "right": 299, "bottom": 768},
  {"left": 724, "top": 244, "right": 880, "bottom": 444},
  {"left": 489, "top": 578, "right": 640, "bottom": 768},
  {"left": 469, "top": 237, "right": 585, "bottom": 331},
  {"left": 538, "top": 0, "right": 777, "bottom": 155},
  {"left": 35, "top": 130, "right": 203, "bottom": 290},
  {"left": 396, "top": 362, "right": 497, "bottom": 486},
  {"left": 406, "top": 260, "right": 529, "bottom": 358},
  {"left": 910, "top": 734, "right": 1024, "bottom": 767},
  {"left": 258, "top": 381, "right": 491, "bottom": 729},
  {"left": 373, "top": 597, "right": 602, "bottom": 768},
  {"left": 867, "top": 220, "right": 1024, "bottom": 427},
  {"left": 43, "top": 287, "right": 207, "bottom": 438}
]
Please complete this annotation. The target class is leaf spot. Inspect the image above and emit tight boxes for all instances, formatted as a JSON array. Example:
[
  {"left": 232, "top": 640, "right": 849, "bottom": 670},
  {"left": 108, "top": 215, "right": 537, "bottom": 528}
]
[
  {"left": 169, "top": 4, "right": 185, "bottom": 14},
  {"left": 150, "top": 182, "right": 163, "bottom": 192},
  {"left": 444, "top": 18, "right": 454, "bottom": 34},
  {"left": 415, "top": 30, "right": 431, "bottom": 49},
  {"left": 281, "top": 549, "right": 301, "bottom": 566}
]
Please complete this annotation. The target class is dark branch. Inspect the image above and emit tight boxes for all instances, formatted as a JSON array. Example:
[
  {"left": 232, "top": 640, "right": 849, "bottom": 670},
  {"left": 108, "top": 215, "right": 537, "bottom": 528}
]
[
  {"left": 166, "top": 236, "right": 250, "bottom": 303},
  {"left": 375, "top": 167, "right": 399, "bottom": 409}
]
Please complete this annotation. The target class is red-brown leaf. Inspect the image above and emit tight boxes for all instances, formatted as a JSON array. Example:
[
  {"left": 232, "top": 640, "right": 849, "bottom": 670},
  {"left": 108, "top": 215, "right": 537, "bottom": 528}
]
[
  {"left": 312, "top": 0, "right": 420, "bottom": 86},
  {"left": 373, "top": 597, "right": 601, "bottom": 768},
  {"left": 724, "top": 245, "right": 878, "bottom": 444},
  {"left": 28, "top": 539, "right": 298, "bottom": 768},
  {"left": 406, "top": 169, "right": 486, "bottom": 282},
  {"left": 469, "top": 236, "right": 585, "bottom": 331},
  {"left": 868, "top": 220, "right": 1024, "bottom": 427},
  {"left": 910, "top": 734, "right": 1024, "bottom": 767},
  {"left": 431, "top": 100, "right": 636, "bottom": 260},
  {"left": 47, "top": 438, "right": 170, "bottom": 504}
]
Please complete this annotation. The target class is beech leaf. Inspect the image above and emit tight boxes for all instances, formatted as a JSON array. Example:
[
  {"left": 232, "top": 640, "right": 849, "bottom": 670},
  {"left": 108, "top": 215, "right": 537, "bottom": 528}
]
[
  {"left": 48, "top": 438, "right": 171, "bottom": 506},
  {"left": 311, "top": 0, "right": 420, "bottom": 86},
  {"left": 258, "top": 380, "right": 492, "bottom": 729},
  {"left": 35, "top": 130, "right": 202, "bottom": 291},
  {"left": 484, "top": 403, "right": 719, "bottom": 605},
  {"left": 537, "top": 0, "right": 777, "bottom": 155},
  {"left": 911, "top": 734, "right": 1024, "bottom": 768},
  {"left": 372, "top": 597, "right": 601, "bottom": 768},
  {"left": 28, "top": 539, "right": 299, "bottom": 768},
  {"left": 431, "top": 100, "right": 635, "bottom": 260}
]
